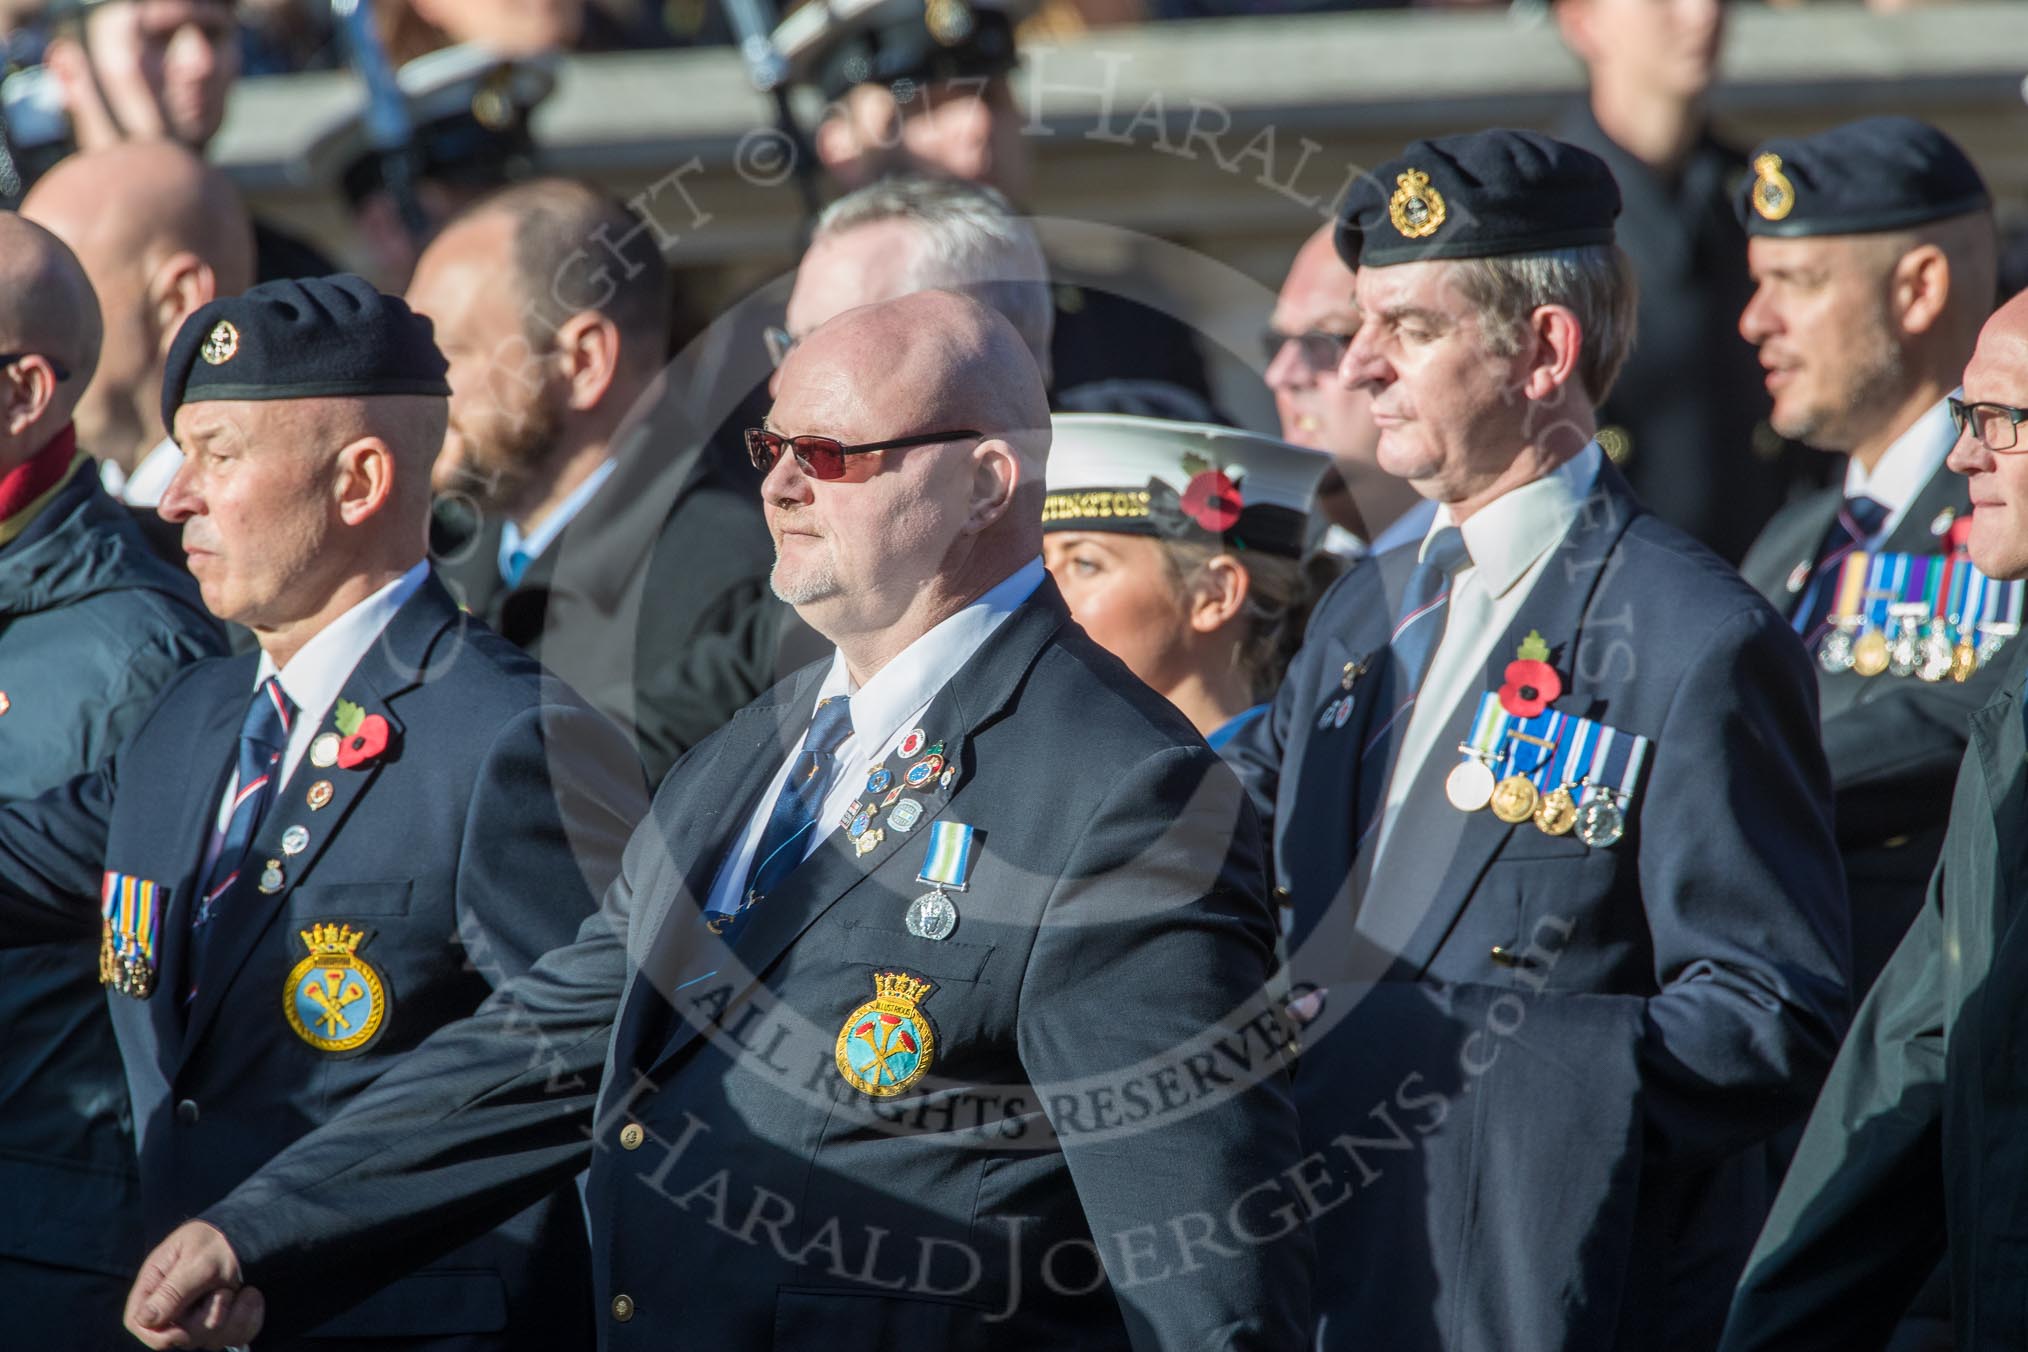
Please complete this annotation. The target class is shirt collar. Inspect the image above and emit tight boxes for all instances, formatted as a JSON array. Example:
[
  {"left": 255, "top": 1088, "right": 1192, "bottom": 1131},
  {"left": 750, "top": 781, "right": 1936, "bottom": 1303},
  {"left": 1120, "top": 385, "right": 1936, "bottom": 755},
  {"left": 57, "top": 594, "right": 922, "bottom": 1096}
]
[
  {"left": 1428, "top": 443, "right": 1603, "bottom": 600},
  {"left": 499, "top": 457, "right": 618, "bottom": 578},
  {"left": 812, "top": 557, "right": 1047, "bottom": 750},
  {"left": 256, "top": 561, "right": 430, "bottom": 722},
  {"left": 1844, "top": 393, "right": 1959, "bottom": 515}
]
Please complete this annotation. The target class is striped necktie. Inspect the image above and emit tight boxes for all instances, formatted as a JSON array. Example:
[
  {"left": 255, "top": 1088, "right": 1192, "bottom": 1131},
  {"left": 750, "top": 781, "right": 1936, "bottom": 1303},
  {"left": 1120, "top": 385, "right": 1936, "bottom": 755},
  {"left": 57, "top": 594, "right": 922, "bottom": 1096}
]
[
  {"left": 713, "top": 696, "right": 855, "bottom": 937},
  {"left": 1795, "top": 495, "right": 1888, "bottom": 645},
  {"left": 1356, "top": 525, "right": 1472, "bottom": 845},
  {"left": 188, "top": 676, "right": 295, "bottom": 999}
]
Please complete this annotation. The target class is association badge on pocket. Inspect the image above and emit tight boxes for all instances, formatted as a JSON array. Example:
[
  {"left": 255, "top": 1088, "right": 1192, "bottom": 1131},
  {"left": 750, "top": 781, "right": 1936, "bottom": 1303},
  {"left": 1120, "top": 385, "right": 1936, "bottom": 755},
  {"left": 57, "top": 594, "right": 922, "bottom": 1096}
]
[
  {"left": 835, "top": 970, "right": 938, "bottom": 1098},
  {"left": 283, "top": 923, "right": 389, "bottom": 1054}
]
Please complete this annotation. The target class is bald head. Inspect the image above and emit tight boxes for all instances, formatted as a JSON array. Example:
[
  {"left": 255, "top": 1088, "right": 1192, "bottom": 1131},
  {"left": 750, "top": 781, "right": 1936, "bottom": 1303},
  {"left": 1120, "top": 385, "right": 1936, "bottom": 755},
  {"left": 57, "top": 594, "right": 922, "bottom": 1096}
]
[
  {"left": 763, "top": 291, "right": 1051, "bottom": 669},
  {"left": 1945, "top": 287, "right": 2028, "bottom": 581},
  {"left": 0, "top": 214, "right": 103, "bottom": 458},
  {"left": 22, "top": 141, "right": 253, "bottom": 468}
]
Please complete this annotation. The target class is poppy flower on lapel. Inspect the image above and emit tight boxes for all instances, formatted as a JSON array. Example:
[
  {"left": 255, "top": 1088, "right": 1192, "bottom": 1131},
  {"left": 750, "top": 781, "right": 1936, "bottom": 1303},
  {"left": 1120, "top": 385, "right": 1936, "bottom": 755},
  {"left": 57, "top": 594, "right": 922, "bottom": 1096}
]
[
  {"left": 1498, "top": 631, "right": 1562, "bottom": 718},
  {"left": 1180, "top": 469, "right": 1244, "bottom": 533},
  {"left": 332, "top": 698, "right": 393, "bottom": 770}
]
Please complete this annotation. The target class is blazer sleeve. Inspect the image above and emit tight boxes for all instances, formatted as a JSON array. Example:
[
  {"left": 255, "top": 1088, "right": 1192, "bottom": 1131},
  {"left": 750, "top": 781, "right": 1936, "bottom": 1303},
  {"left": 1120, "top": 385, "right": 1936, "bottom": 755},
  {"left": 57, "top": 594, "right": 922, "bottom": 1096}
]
[
  {"left": 1632, "top": 603, "right": 1852, "bottom": 1163},
  {"left": 453, "top": 699, "right": 649, "bottom": 982},
  {"left": 1719, "top": 888, "right": 1949, "bottom": 1352},
  {"left": 202, "top": 863, "right": 640, "bottom": 1341},
  {"left": 1017, "top": 744, "right": 1313, "bottom": 1350}
]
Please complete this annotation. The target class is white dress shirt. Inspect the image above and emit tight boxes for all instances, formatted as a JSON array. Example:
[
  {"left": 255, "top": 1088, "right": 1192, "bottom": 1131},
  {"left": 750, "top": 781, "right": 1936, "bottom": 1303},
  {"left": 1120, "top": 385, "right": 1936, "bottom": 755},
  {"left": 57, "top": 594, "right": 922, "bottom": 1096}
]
[
  {"left": 207, "top": 562, "right": 430, "bottom": 841},
  {"left": 702, "top": 557, "right": 1046, "bottom": 917},
  {"left": 498, "top": 457, "right": 617, "bottom": 586},
  {"left": 1373, "top": 445, "right": 1603, "bottom": 861},
  {"left": 1843, "top": 394, "right": 1959, "bottom": 545}
]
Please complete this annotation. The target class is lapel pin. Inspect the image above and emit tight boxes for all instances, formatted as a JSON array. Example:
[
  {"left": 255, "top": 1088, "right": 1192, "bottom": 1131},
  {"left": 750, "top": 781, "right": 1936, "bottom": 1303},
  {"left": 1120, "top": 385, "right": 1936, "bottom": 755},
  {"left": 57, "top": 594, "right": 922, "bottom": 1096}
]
[
  {"left": 307, "top": 780, "right": 334, "bottom": 810},
  {"left": 310, "top": 732, "right": 340, "bottom": 768},
  {"left": 281, "top": 825, "right": 310, "bottom": 856},
  {"left": 888, "top": 798, "right": 924, "bottom": 833},
  {"left": 898, "top": 728, "right": 926, "bottom": 758},
  {"left": 258, "top": 859, "right": 286, "bottom": 894},
  {"left": 1785, "top": 561, "right": 1810, "bottom": 595},
  {"left": 855, "top": 827, "right": 885, "bottom": 857}
]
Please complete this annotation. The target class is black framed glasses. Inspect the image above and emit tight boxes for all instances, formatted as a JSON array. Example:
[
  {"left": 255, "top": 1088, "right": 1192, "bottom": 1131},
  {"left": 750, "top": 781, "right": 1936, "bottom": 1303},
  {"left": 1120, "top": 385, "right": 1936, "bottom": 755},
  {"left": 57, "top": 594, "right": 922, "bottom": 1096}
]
[
  {"left": 745, "top": 427, "right": 982, "bottom": 480},
  {"left": 763, "top": 326, "right": 798, "bottom": 369},
  {"left": 1948, "top": 396, "right": 2028, "bottom": 453},
  {"left": 1261, "top": 328, "right": 1353, "bottom": 371},
  {"left": 0, "top": 352, "right": 70, "bottom": 382}
]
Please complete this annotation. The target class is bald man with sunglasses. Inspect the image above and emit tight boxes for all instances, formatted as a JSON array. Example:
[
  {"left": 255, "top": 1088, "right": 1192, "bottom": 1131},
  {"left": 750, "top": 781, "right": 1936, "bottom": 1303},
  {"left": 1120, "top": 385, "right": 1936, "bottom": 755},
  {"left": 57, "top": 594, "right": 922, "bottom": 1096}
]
[{"left": 127, "top": 289, "right": 1312, "bottom": 1352}]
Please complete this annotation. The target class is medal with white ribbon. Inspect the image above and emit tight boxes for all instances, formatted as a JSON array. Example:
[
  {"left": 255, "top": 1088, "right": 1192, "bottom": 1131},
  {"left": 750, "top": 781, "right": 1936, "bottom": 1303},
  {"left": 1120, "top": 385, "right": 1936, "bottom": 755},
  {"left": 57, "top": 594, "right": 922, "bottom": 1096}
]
[{"left": 907, "top": 821, "right": 977, "bottom": 941}]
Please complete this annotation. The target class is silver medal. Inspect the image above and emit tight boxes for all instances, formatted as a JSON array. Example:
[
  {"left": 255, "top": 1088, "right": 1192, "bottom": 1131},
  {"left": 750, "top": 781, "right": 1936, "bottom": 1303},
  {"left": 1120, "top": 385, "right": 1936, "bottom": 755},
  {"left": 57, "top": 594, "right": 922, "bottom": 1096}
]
[
  {"left": 1886, "top": 607, "right": 1925, "bottom": 678},
  {"left": 1445, "top": 759, "right": 1496, "bottom": 812},
  {"left": 1576, "top": 797, "right": 1625, "bottom": 849},
  {"left": 905, "top": 888, "right": 958, "bottom": 941},
  {"left": 1917, "top": 629, "right": 1956, "bottom": 683},
  {"left": 1816, "top": 623, "right": 1856, "bottom": 674}
]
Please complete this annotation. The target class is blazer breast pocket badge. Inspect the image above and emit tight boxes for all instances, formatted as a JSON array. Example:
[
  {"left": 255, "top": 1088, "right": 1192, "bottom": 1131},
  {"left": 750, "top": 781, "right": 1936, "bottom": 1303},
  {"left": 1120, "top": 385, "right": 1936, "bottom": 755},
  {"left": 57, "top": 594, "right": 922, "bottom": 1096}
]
[
  {"left": 284, "top": 923, "right": 390, "bottom": 1054},
  {"left": 835, "top": 970, "right": 938, "bottom": 1098},
  {"left": 1446, "top": 633, "right": 1650, "bottom": 849},
  {"left": 100, "top": 871, "right": 165, "bottom": 999}
]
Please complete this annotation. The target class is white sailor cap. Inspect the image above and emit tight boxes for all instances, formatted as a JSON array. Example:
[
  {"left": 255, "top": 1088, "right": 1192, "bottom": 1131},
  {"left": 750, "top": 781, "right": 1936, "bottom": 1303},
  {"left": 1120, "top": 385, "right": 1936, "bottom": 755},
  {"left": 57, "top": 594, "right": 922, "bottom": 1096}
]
[{"left": 1043, "top": 413, "right": 1331, "bottom": 557}]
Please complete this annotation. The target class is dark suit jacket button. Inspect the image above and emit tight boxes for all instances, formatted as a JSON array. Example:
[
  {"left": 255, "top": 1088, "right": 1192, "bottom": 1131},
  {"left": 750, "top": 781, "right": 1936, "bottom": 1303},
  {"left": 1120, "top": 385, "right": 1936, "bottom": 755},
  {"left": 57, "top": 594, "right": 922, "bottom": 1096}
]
[
  {"left": 611, "top": 1294, "right": 635, "bottom": 1322},
  {"left": 619, "top": 1123, "right": 645, "bottom": 1150},
  {"left": 175, "top": 1100, "right": 200, "bottom": 1126}
]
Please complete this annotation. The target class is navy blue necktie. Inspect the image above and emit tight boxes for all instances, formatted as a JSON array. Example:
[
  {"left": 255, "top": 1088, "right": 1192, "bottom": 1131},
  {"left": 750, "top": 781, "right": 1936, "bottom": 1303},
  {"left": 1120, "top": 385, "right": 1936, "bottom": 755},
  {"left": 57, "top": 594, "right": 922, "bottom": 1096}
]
[
  {"left": 188, "top": 675, "right": 294, "bottom": 1000},
  {"left": 723, "top": 696, "right": 854, "bottom": 929},
  {"left": 1356, "top": 526, "right": 1471, "bottom": 845},
  {"left": 1795, "top": 495, "right": 1888, "bottom": 645}
]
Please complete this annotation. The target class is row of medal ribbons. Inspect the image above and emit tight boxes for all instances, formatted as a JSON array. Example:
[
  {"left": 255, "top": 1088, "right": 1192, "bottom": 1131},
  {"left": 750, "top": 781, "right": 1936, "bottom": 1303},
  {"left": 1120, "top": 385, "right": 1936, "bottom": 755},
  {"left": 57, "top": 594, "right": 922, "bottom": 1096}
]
[
  {"left": 1817, "top": 548, "right": 2024, "bottom": 680},
  {"left": 1446, "top": 696, "right": 1651, "bottom": 849}
]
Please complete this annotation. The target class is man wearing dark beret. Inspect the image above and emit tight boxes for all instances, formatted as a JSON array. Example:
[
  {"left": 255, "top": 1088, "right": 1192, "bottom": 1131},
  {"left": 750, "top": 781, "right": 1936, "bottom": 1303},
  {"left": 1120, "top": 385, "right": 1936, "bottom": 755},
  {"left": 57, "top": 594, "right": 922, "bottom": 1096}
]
[
  {"left": 0, "top": 274, "right": 647, "bottom": 1349},
  {"left": 1225, "top": 127, "right": 1850, "bottom": 1352},
  {"left": 1735, "top": 116, "right": 2002, "bottom": 1001}
]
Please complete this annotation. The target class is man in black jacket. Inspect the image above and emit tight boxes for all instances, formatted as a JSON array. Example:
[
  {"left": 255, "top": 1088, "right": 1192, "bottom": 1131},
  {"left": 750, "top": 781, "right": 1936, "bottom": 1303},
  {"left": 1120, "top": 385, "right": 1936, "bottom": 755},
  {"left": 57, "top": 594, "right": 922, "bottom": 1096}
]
[
  {"left": 0, "top": 213, "right": 224, "bottom": 1352},
  {"left": 418, "top": 179, "right": 781, "bottom": 781}
]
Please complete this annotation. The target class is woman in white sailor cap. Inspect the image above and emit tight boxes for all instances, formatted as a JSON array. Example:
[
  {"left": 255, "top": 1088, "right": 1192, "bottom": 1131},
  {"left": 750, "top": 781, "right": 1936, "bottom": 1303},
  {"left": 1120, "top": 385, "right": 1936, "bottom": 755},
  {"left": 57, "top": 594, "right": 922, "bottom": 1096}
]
[{"left": 1043, "top": 412, "right": 1336, "bottom": 752}]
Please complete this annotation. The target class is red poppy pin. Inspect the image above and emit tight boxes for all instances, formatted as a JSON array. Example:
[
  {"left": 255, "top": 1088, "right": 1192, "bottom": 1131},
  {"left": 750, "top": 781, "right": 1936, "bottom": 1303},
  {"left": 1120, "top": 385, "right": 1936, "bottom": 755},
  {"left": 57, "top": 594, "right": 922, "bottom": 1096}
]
[
  {"left": 1499, "top": 630, "right": 1563, "bottom": 718},
  {"left": 332, "top": 698, "right": 393, "bottom": 770},
  {"left": 1178, "top": 452, "right": 1244, "bottom": 533}
]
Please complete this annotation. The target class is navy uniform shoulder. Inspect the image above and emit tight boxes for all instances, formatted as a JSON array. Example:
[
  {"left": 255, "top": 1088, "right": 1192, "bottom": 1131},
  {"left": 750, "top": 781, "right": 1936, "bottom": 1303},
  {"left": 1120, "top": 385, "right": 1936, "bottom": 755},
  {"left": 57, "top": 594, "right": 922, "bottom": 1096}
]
[
  {"left": 412, "top": 611, "right": 614, "bottom": 724},
  {"left": 1617, "top": 510, "right": 1799, "bottom": 634},
  {"left": 1033, "top": 623, "right": 1222, "bottom": 763}
]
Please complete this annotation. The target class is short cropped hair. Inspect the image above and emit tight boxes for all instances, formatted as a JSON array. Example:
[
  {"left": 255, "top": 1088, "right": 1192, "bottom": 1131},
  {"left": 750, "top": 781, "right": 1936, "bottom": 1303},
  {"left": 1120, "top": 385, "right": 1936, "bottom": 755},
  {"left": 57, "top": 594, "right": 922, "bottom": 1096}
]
[
  {"left": 814, "top": 174, "right": 1054, "bottom": 382},
  {"left": 1448, "top": 244, "right": 1639, "bottom": 405}
]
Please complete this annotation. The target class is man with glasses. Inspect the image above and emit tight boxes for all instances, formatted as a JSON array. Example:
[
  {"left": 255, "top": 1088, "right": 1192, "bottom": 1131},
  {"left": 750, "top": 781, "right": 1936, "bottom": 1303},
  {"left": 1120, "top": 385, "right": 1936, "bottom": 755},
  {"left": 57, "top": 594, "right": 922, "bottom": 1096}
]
[
  {"left": 1735, "top": 117, "right": 2003, "bottom": 999},
  {"left": 0, "top": 212, "right": 223, "bottom": 1352},
  {"left": 123, "top": 289, "right": 1312, "bottom": 1351},
  {"left": 413, "top": 179, "right": 779, "bottom": 780},
  {"left": 1723, "top": 284, "right": 2028, "bottom": 1350},
  {"left": 1265, "top": 223, "right": 1433, "bottom": 559}
]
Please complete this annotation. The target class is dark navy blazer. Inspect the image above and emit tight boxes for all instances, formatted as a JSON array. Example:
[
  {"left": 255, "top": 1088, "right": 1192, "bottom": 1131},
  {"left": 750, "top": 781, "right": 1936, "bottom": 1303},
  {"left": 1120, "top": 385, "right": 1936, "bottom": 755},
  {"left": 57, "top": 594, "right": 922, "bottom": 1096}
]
[
  {"left": 0, "top": 574, "right": 647, "bottom": 1350},
  {"left": 198, "top": 580, "right": 1314, "bottom": 1351},
  {"left": 1227, "top": 460, "right": 1851, "bottom": 1352}
]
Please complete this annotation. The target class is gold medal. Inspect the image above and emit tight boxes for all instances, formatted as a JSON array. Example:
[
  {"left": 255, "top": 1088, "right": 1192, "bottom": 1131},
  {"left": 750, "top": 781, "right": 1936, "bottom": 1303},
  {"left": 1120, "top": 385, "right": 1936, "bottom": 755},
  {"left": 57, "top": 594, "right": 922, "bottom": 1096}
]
[
  {"left": 1851, "top": 630, "right": 1890, "bottom": 677},
  {"left": 1490, "top": 774, "right": 1539, "bottom": 824},
  {"left": 1533, "top": 786, "right": 1577, "bottom": 836},
  {"left": 1953, "top": 638, "right": 1978, "bottom": 683}
]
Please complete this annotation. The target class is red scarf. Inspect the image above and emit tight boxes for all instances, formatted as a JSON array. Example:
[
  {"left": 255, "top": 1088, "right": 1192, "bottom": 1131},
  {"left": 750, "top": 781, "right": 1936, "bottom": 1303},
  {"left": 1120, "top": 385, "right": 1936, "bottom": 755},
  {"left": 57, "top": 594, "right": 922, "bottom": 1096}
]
[{"left": 0, "top": 423, "right": 80, "bottom": 535}]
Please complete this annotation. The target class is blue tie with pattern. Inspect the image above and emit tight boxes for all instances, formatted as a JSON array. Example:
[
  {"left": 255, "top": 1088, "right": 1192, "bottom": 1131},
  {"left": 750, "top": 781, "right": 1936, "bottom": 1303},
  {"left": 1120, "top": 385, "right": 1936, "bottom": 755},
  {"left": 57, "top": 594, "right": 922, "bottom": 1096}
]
[
  {"left": 1795, "top": 495, "right": 1889, "bottom": 645},
  {"left": 188, "top": 675, "right": 295, "bottom": 1000},
  {"left": 716, "top": 696, "right": 855, "bottom": 935},
  {"left": 1356, "top": 526, "right": 1472, "bottom": 845}
]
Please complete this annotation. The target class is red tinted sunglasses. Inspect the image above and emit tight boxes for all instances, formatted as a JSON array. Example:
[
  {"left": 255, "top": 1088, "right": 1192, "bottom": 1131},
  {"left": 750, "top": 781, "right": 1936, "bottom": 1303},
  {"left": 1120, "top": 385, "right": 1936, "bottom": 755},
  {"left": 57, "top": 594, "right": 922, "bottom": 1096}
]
[{"left": 745, "top": 427, "right": 981, "bottom": 480}]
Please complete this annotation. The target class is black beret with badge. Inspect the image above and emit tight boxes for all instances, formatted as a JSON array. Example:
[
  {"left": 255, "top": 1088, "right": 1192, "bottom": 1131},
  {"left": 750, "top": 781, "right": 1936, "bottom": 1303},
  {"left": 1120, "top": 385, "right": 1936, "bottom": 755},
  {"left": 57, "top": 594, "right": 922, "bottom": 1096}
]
[
  {"left": 1335, "top": 128, "right": 1621, "bottom": 270},
  {"left": 1043, "top": 413, "right": 1331, "bottom": 558},
  {"left": 163, "top": 274, "right": 451, "bottom": 428},
  {"left": 1739, "top": 115, "right": 1991, "bottom": 238},
  {"left": 773, "top": 0, "right": 1036, "bottom": 102}
]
